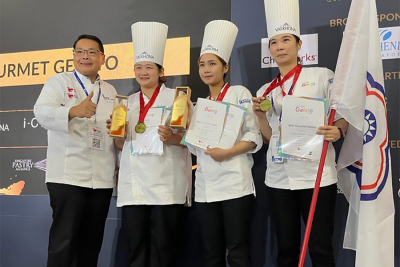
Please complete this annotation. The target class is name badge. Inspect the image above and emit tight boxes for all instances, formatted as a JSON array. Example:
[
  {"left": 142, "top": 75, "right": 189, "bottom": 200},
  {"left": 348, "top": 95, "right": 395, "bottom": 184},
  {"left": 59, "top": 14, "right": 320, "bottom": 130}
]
[
  {"left": 88, "top": 124, "right": 105, "bottom": 150},
  {"left": 271, "top": 132, "right": 283, "bottom": 163}
]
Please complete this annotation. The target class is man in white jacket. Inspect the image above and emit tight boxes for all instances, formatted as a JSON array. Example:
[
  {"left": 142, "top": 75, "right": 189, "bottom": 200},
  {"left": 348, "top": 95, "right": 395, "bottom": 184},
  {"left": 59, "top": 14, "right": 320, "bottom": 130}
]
[{"left": 34, "top": 34, "right": 117, "bottom": 267}]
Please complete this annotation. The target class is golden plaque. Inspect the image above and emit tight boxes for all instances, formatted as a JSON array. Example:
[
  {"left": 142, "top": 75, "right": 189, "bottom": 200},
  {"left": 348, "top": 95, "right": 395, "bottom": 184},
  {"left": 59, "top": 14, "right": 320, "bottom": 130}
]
[
  {"left": 170, "top": 87, "right": 191, "bottom": 129},
  {"left": 110, "top": 95, "right": 128, "bottom": 137}
]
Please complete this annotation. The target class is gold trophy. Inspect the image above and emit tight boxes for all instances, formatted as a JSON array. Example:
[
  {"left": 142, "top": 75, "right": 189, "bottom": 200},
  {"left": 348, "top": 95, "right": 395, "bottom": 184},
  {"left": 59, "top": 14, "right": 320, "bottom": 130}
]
[
  {"left": 170, "top": 87, "right": 191, "bottom": 129},
  {"left": 110, "top": 95, "right": 128, "bottom": 137}
]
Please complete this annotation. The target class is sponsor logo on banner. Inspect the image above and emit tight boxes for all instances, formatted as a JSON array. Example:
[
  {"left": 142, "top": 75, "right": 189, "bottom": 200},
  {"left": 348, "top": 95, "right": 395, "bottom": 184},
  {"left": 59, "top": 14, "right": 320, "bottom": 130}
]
[
  {"left": 0, "top": 37, "right": 190, "bottom": 87},
  {"left": 390, "top": 140, "right": 400, "bottom": 149},
  {"left": 380, "top": 27, "right": 400, "bottom": 60},
  {"left": 12, "top": 159, "right": 47, "bottom": 171},
  {"left": 398, "top": 177, "right": 400, "bottom": 198},
  {"left": 0, "top": 124, "right": 10, "bottom": 131},
  {"left": 23, "top": 117, "right": 44, "bottom": 129},
  {"left": 385, "top": 71, "right": 400, "bottom": 80},
  {"left": 261, "top": 33, "right": 318, "bottom": 68},
  {"left": 330, "top": 12, "right": 400, "bottom": 27}
]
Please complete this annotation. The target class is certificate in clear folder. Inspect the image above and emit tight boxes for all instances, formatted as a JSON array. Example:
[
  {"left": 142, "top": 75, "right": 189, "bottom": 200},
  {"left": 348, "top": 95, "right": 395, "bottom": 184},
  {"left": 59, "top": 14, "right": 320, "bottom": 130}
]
[
  {"left": 181, "top": 98, "right": 229, "bottom": 150},
  {"left": 278, "top": 96, "right": 329, "bottom": 161},
  {"left": 130, "top": 106, "right": 165, "bottom": 156}
]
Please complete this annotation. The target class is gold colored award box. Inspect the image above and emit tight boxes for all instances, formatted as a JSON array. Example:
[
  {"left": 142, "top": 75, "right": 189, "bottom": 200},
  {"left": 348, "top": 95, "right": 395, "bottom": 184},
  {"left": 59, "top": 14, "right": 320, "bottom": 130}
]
[
  {"left": 170, "top": 87, "right": 191, "bottom": 129},
  {"left": 110, "top": 95, "right": 128, "bottom": 137}
]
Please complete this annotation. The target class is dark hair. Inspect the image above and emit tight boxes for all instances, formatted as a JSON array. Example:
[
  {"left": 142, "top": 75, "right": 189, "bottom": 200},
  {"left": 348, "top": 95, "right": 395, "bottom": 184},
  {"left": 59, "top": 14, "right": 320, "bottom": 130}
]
[
  {"left": 216, "top": 55, "right": 228, "bottom": 80},
  {"left": 268, "top": 34, "right": 302, "bottom": 64},
  {"left": 73, "top": 34, "right": 104, "bottom": 53},
  {"left": 156, "top": 64, "right": 167, "bottom": 83},
  {"left": 292, "top": 34, "right": 301, "bottom": 43},
  {"left": 293, "top": 35, "right": 302, "bottom": 64}
]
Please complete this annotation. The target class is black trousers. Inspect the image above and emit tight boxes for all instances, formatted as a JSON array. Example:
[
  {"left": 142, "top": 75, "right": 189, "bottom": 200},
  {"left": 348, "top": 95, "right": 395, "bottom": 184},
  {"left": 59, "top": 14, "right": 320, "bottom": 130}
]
[
  {"left": 196, "top": 194, "right": 254, "bottom": 267},
  {"left": 121, "top": 204, "right": 185, "bottom": 267},
  {"left": 46, "top": 182, "right": 113, "bottom": 267},
  {"left": 267, "top": 184, "right": 337, "bottom": 267}
]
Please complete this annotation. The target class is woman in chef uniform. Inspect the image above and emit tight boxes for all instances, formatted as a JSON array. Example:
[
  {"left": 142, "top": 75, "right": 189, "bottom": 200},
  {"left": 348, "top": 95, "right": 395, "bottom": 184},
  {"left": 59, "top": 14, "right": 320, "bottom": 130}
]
[
  {"left": 252, "top": 1, "right": 348, "bottom": 266},
  {"left": 190, "top": 20, "right": 263, "bottom": 267},
  {"left": 113, "top": 22, "right": 191, "bottom": 267}
]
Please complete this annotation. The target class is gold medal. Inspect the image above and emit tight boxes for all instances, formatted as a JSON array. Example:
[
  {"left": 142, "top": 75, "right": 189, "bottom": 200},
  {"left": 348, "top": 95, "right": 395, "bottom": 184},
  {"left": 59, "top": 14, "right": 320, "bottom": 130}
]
[
  {"left": 260, "top": 99, "right": 272, "bottom": 112},
  {"left": 135, "top": 122, "right": 146, "bottom": 133}
]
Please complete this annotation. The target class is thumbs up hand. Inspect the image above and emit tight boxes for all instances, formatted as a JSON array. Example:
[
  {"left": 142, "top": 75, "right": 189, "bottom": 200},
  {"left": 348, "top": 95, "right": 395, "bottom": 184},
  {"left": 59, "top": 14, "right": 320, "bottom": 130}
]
[{"left": 68, "top": 91, "right": 97, "bottom": 120}]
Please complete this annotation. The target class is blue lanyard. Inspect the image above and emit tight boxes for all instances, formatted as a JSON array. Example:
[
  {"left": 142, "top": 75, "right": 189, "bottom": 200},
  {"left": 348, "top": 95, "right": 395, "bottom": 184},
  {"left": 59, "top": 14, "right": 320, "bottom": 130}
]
[
  {"left": 73, "top": 70, "right": 101, "bottom": 106},
  {"left": 271, "top": 82, "right": 295, "bottom": 123}
]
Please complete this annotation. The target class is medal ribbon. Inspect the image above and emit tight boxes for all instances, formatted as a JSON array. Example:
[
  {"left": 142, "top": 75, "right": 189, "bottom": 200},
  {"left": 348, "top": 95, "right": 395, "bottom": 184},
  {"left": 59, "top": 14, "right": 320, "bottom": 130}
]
[
  {"left": 209, "top": 83, "right": 230, "bottom": 101},
  {"left": 269, "top": 65, "right": 303, "bottom": 121},
  {"left": 138, "top": 85, "right": 161, "bottom": 124},
  {"left": 262, "top": 64, "right": 302, "bottom": 98}
]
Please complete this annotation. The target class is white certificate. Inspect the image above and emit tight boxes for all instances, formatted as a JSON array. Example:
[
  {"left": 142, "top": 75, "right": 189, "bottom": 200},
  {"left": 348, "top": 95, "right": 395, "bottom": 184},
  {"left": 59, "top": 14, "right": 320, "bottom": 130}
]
[
  {"left": 279, "top": 96, "right": 327, "bottom": 161},
  {"left": 183, "top": 98, "right": 228, "bottom": 150},
  {"left": 217, "top": 104, "right": 246, "bottom": 149},
  {"left": 131, "top": 107, "right": 164, "bottom": 156},
  {"left": 144, "top": 106, "right": 164, "bottom": 127}
]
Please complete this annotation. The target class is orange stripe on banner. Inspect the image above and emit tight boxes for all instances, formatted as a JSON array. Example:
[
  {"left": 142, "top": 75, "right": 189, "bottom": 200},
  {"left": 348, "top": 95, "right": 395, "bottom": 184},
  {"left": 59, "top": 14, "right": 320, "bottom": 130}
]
[
  {"left": 0, "top": 37, "right": 190, "bottom": 87},
  {"left": 0, "top": 181, "right": 25, "bottom": 196}
]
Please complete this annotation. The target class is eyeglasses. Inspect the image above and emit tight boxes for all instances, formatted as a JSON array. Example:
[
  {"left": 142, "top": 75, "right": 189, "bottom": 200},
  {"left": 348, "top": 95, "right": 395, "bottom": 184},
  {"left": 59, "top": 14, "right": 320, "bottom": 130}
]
[{"left": 73, "top": 48, "right": 104, "bottom": 56}]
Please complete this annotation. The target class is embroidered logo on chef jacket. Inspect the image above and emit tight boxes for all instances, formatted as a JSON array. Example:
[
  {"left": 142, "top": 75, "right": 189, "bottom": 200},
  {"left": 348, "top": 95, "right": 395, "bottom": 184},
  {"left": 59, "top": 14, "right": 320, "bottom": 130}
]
[
  {"left": 67, "top": 87, "right": 78, "bottom": 99},
  {"left": 137, "top": 51, "right": 154, "bottom": 60},
  {"left": 239, "top": 98, "right": 251, "bottom": 105},
  {"left": 102, "top": 94, "right": 114, "bottom": 101},
  {"left": 201, "top": 44, "right": 219, "bottom": 54},
  {"left": 301, "top": 81, "right": 316, "bottom": 87}
]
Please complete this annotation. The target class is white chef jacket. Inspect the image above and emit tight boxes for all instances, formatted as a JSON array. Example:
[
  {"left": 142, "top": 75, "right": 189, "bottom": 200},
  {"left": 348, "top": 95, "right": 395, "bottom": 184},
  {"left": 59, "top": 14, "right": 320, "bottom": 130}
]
[
  {"left": 34, "top": 70, "right": 117, "bottom": 189},
  {"left": 189, "top": 85, "right": 263, "bottom": 203},
  {"left": 256, "top": 67, "right": 339, "bottom": 190},
  {"left": 117, "top": 84, "right": 192, "bottom": 207}
]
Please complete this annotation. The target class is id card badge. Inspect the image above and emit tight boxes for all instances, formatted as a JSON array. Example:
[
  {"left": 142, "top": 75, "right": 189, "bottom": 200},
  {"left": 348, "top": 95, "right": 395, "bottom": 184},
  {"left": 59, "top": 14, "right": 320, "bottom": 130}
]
[
  {"left": 271, "top": 131, "right": 283, "bottom": 163},
  {"left": 88, "top": 123, "right": 105, "bottom": 150}
]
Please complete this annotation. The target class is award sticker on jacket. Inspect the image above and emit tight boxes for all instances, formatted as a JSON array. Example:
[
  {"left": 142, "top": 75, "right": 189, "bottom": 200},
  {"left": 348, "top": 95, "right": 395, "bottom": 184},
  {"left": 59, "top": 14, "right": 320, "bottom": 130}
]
[{"left": 110, "top": 95, "right": 128, "bottom": 137}]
